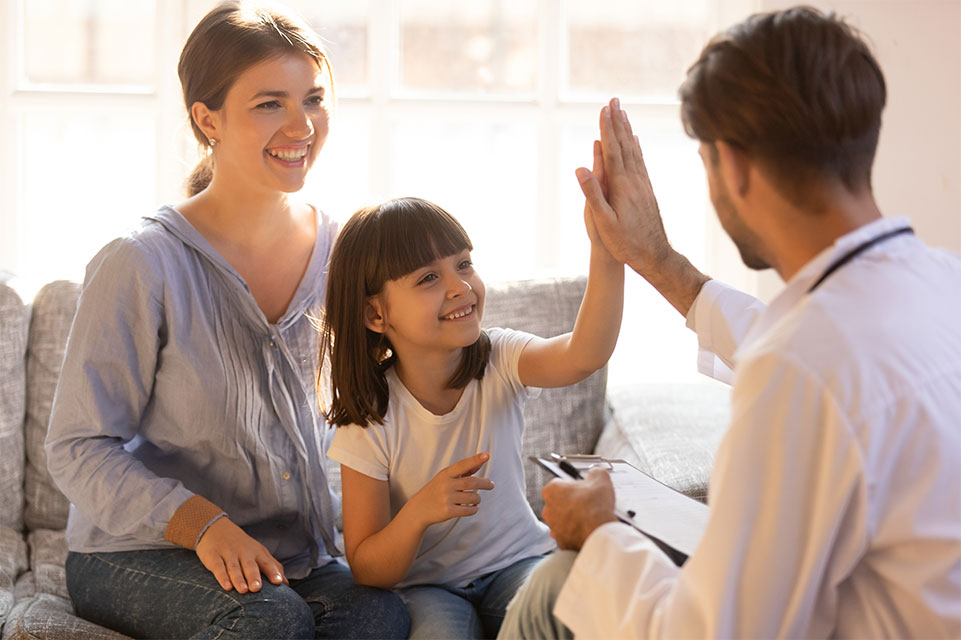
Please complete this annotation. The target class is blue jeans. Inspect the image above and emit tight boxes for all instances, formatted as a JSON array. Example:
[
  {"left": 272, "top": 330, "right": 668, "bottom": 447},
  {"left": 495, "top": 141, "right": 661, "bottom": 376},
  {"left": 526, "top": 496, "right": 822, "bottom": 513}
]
[
  {"left": 398, "top": 554, "right": 547, "bottom": 639},
  {"left": 65, "top": 549, "right": 410, "bottom": 639}
]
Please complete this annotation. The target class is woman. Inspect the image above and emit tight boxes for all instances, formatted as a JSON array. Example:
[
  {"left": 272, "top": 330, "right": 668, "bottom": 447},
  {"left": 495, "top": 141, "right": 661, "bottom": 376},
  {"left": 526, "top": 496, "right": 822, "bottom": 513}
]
[{"left": 44, "top": 2, "right": 409, "bottom": 638}]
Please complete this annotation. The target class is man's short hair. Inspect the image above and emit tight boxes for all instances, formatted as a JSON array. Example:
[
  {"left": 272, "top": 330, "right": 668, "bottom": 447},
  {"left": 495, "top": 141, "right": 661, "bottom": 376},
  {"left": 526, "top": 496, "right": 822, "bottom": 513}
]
[{"left": 679, "top": 6, "right": 886, "bottom": 206}]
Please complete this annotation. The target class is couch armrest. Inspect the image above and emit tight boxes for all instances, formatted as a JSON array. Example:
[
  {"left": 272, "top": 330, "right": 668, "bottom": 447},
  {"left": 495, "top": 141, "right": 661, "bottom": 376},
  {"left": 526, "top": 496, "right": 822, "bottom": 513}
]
[{"left": 594, "top": 382, "right": 730, "bottom": 503}]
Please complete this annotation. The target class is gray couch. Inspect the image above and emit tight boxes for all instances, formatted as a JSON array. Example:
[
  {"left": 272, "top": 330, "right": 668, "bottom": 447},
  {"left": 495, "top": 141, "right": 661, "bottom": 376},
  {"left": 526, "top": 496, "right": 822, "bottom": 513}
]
[{"left": 0, "top": 276, "right": 729, "bottom": 639}]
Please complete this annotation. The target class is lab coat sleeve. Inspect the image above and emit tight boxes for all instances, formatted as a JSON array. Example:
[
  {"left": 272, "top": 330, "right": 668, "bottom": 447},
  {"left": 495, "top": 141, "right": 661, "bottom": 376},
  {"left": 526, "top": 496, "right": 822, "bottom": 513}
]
[
  {"left": 685, "top": 280, "right": 767, "bottom": 384},
  {"left": 554, "top": 350, "right": 868, "bottom": 638}
]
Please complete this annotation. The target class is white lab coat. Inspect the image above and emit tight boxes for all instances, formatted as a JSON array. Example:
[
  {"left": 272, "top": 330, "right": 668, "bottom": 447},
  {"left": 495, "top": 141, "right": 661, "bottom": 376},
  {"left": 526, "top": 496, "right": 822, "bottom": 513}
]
[{"left": 554, "top": 217, "right": 961, "bottom": 638}]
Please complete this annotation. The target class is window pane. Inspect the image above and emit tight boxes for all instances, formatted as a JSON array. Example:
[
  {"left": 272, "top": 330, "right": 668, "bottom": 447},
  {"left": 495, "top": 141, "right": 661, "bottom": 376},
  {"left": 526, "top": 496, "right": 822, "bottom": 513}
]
[
  {"left": 17, "top": 108, "right": 157, "bottom": 283},
  {"left": 283, "top": 0, "right": 370, "bottom": 90},
  {"left": 566, "top": 0, "right": 712, "bottom": 100},
  {"left": 300, "top": 111, "right": 371, "bottom": 222},
  {"left": 399, "top": 0, "right": 537, "bottom": 96},
  {"left": 23, "top": 0, "right": 156, "bottom": 86},
  {"left": 390, "top": 117, "right": 538, "bottom": 278}
]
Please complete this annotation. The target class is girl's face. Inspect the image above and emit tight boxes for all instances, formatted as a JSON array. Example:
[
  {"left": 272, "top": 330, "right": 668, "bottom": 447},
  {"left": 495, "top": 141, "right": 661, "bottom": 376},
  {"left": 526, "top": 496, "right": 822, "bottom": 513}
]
[
  {"left": 207, "top": 52, "right": 330, "bottom": 195},
  {"left": 369, "top": 249, "right": 486, "bottom": 359}
]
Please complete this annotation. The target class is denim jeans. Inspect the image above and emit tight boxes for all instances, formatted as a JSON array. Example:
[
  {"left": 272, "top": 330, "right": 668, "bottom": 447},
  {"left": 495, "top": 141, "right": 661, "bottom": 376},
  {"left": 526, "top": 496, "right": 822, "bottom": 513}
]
[
  {"left": 397, "top": 554, "right": 548, "bottom": 639},
  {"left": 65, "top": 549, "right": 410, "bottom": 639}
]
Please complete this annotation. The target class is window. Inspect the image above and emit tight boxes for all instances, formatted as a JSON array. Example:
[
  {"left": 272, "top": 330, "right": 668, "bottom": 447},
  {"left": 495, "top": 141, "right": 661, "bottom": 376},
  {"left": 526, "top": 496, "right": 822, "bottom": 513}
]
[{"left": 1, "top": 0, "right": 758, "bottom": 386}]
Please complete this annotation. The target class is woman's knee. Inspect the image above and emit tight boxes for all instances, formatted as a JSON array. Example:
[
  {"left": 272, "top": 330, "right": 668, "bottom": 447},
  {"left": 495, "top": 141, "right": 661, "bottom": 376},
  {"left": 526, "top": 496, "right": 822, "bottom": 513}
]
[
  {"left": 218, "top": 584, "right": 315, "bottom": 639},
  {"left": 65, "top": 551, "right": 316, "bottom": 639}
]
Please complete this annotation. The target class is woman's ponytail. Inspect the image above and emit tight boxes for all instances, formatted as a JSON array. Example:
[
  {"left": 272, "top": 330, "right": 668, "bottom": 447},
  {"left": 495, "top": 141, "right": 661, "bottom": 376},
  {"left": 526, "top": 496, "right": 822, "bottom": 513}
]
[{"left": 185, "top": 152, "right": 213, "bottom": 197}]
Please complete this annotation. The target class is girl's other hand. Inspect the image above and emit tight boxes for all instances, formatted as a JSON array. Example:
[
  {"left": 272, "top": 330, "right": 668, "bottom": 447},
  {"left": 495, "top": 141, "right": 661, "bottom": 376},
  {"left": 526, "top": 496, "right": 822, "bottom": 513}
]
[
  {"left": 410, "top": 452, "right": 495, "bottom": 528},
  {"left": 195, "top": 517, "right": 288, "bottom": 593}
]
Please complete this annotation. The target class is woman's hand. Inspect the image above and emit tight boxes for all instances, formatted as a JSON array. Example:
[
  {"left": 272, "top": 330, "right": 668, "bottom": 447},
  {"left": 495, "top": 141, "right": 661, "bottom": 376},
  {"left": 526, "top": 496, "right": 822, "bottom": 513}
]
[
  {"left": 195, "top": 517, "right": 288, "bottom": 593},
  {"left": 408, "top": 452, "right": 495, "bottom": 528}
]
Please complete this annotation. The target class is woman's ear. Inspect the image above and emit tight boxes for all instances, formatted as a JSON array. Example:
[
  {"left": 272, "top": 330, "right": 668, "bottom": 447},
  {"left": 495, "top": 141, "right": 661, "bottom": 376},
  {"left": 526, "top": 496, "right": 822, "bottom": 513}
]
[
  {"left": 364, "top": 297, "right": 386, "bottom": 333},
  {"left": 191, "top": 101, "right": 220, "bottom": 143}
]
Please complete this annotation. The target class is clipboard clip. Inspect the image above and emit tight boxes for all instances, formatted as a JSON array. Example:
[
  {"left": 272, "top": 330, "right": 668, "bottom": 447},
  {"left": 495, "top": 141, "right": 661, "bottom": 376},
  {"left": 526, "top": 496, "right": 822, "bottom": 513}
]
[{"left": 549, "top": 452, "right": 614, "bottom": 472}]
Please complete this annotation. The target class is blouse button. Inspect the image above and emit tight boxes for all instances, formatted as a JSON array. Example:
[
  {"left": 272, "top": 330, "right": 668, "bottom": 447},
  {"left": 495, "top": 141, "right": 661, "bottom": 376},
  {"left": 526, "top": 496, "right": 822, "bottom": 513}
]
[{"left": 282, "top": 471, "right": 291, "bottom": 481}]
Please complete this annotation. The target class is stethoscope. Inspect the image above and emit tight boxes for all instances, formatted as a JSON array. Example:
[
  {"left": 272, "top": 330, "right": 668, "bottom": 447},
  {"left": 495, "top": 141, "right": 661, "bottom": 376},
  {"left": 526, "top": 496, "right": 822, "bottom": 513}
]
[{"left": 807, "top": 227, "right": 914, "bottom": 293}]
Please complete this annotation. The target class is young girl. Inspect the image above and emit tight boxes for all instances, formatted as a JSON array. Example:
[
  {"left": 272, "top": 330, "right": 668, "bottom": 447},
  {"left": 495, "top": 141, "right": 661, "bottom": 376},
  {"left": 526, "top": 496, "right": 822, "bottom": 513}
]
[
  {"left": 322, "top": 159, "right": 624, "bottom": 638},
  {"left": 44, "top": 2, "right": 407, "bottom": 637}
]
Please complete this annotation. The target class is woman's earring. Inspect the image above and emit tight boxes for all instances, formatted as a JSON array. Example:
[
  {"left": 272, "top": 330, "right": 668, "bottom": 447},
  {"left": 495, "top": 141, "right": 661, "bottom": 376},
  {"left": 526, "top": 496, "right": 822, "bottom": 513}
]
[{"left": 208, "top": 138, "right": 218, "bottom": 148}]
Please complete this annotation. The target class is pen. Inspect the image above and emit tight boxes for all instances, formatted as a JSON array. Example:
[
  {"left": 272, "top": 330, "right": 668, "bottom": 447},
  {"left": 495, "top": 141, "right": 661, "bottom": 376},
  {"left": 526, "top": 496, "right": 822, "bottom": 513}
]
[{"left": 550, "top": 453, "right": 582, "bottom": 479}]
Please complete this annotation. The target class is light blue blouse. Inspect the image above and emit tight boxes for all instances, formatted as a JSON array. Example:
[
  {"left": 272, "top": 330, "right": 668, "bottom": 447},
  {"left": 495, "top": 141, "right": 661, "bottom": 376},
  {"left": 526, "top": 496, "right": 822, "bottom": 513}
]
[{"left": 45, "top": 205, "right": 340, "bottom": 578}]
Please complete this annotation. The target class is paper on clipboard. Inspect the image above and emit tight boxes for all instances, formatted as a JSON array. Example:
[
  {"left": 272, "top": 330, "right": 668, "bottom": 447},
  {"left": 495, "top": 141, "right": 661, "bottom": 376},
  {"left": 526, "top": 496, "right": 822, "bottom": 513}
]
[{"left": 531, "top": 456, "right": 709, "bottom": 557}]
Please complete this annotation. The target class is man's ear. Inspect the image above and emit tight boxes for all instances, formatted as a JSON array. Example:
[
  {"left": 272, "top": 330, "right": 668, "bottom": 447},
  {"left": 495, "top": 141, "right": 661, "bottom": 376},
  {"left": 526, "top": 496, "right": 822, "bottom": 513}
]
[
  {"left": 715, "top": 140, "right": 751, "bottom": 199},
  {"left": 364, "top": 297, "right": 386, "bottom": 333},
  {"left": 190, "top": 101, "right": 220, "bottom": 143}
]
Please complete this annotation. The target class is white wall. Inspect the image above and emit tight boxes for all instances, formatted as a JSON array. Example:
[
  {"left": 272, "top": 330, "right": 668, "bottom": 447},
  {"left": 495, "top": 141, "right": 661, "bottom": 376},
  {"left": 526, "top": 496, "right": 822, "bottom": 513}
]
[{"left": 755, "top": 0, "right": 961, "bottom": 299}]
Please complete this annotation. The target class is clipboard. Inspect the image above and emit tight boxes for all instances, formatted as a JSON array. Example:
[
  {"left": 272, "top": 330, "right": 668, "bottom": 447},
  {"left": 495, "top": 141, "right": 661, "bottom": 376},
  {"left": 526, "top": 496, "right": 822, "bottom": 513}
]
[{"left": 531, "top": 454, "right": 709, "bottom": 567}]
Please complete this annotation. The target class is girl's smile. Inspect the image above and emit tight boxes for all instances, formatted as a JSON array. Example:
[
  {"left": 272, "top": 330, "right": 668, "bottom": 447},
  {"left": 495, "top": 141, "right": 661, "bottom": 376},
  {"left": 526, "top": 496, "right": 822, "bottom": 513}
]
[{"left": 441, "top": 304, "right": 476, "bottom": 321}]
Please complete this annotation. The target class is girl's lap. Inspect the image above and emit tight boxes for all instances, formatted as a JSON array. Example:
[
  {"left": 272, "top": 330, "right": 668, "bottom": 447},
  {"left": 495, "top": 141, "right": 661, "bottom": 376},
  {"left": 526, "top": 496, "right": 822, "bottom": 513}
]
[{"left": 398, "top": 553, "right": 549, "bottom": 640}]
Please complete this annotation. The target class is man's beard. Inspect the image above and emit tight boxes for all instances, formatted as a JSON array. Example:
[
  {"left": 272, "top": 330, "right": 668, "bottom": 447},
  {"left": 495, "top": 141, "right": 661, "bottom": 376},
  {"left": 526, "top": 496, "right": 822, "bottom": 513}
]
[{"left": 714, "top": 188, "right": 771, "bottom": 271}]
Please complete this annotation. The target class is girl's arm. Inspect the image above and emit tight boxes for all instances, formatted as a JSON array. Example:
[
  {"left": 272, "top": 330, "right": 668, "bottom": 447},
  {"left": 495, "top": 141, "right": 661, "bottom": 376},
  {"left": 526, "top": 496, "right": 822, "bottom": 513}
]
[
  {"left": 517, "top": 140, "right": 625, "bottom": 389},
  {"left": 342, "top": 453, "right": 494, "bottom": 589}
]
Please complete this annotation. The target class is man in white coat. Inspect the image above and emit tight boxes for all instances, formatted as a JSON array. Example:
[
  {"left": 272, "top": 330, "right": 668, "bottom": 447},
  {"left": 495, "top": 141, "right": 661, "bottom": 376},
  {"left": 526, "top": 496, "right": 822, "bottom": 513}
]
[{"left": 499, "top": 6, "right": 961, "bottom": 639}]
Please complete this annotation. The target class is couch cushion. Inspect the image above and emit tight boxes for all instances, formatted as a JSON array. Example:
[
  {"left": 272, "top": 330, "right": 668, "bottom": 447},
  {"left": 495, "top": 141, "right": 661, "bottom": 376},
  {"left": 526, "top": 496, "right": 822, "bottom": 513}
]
[
  {"left": 24, "top": 282, "right": 80, "bottom": 532},
  {"left": 2, "top": 590, "right": 129, "bottom": 640},
  {"left": 26, "top": 531, "right": 67, "bottom": 601},
  {"left": 595, "top": 382, "right": 730, "bottom": 503},
  {"left": 0, "top": 526, "right": 28, "bottom": 632},
  {"left": 0, "top": 284, "right": 28, "bottom": 532},
  {"left": 483, "top": 277, "right": 607, "bottom": 514}
]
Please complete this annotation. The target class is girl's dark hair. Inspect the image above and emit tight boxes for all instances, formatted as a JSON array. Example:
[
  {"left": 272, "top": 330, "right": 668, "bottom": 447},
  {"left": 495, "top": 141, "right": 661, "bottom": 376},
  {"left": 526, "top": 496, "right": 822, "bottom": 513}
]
[
  {"left": 178, "top": 1, "right": 331, "bottom": 196},
  {"left": 320, "top": 197, "right": 491, "bottom": 427},
  {"left": 679, "top": 6, "right": 886, "bottom": 207}
]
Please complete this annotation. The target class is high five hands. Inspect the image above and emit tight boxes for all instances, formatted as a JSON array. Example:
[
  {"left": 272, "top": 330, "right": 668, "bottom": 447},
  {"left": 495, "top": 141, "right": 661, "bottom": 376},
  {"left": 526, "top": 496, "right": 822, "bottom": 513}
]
[
  {"left": 577, "top": 97, "right": 710, "bottom": 317},
  {"left": 575, "top": 98, "right": 671, "bottom": 278}
]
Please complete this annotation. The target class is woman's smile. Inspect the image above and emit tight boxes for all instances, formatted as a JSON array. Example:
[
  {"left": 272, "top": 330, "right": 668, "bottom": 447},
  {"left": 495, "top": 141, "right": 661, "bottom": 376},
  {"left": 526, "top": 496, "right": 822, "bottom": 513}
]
[{"left": 266, "top": 143, "right": 311, "bottom": 167}]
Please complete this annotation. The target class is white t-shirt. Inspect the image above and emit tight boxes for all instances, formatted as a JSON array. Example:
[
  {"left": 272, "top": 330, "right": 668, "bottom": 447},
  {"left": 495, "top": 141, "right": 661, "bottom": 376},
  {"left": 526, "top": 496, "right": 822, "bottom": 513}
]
[
  {"left": 327, "top": 327, "right": 556, "bottom": 588},
  {"left": 554, "top": 217, "right": 961, "bottom": 638}
]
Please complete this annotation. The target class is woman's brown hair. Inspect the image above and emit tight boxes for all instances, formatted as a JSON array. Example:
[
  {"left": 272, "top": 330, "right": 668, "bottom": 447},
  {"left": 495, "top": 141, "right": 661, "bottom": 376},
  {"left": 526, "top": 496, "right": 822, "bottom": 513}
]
[
  {"left": 178, "top": 1, "right": 332, "bottom": 196},
  {"left": 679, "top": 6, "right": 886, "bottom": 207},
  {"left": 319, "top": 197, "right": 491, "bottom": 427}
]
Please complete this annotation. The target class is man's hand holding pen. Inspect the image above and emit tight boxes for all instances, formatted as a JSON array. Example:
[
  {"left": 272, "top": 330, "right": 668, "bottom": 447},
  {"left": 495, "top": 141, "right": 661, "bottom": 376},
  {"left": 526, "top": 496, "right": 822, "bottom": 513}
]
[{"left": 541, "top": 468, "right": 618, "bottom": 551}]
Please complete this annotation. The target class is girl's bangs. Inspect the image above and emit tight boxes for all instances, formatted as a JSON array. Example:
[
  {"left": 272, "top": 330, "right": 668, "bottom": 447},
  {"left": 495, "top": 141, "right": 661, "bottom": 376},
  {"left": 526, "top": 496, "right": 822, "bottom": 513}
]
[{"left": 368, "top": 199, "right": 474, "bottom": 291}]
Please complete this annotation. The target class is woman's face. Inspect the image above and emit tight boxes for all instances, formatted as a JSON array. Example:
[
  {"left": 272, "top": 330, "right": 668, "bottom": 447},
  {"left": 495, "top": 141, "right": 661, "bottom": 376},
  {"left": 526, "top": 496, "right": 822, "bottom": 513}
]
[{"left": 209, "top": 52, "right": 330, "bottom": 195}]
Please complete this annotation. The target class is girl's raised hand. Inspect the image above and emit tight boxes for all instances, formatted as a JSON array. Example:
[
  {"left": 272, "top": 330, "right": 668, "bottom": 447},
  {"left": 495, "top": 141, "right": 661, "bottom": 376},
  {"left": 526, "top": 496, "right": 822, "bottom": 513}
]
[
  {"left": 583, "top": 139, "right": 609, "bottom": 248},
  {"left": 583, "top": 139, "right": 621, "bottom": 267},
  {"left": 409, "top": 452, "right": 495, "bottom": 528}
]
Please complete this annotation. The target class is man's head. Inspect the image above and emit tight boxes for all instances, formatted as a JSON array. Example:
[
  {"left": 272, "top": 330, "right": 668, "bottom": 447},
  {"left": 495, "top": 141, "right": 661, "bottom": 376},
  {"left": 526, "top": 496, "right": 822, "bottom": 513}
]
[{"left": 679, "top": 6, "right": 886, "bottom": 211}]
